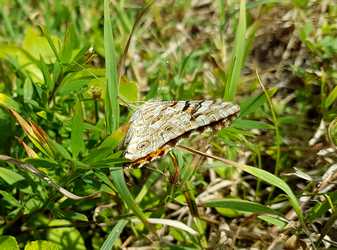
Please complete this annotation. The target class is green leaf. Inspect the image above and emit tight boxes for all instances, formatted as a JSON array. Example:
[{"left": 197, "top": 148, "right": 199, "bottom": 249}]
[
  {"left": 99, "top": 128, "right": 125, "bottom": 150},
  {"left": 47, "top": 219, "right": 86, "bottom": 250},
  {"left": 135, "top": 171, "right": 161, "bottom": 203},
  {"left": 0, "top": 236, "right": 19, "bottom": 250},
  {"left": 24, "top": 240, "right": 61, "bottom": 250},
  {"left": 71, "top": 102, "right": 85, "bottom": 158},
  {"left": 241, "top": 165, "right": 304, "bottom": 224},
  {"left": 202, "top": 198, "right": 281, "bottom": 216},
  {"left": 23, "top": 78, "right": 34, "bottom": 103},
  {"left": 148, "top": 218, "right": 198, "bottom": 236},
  {"left": 60, "top": 24, "right": 80, "bottom": 64},
  {"left": 0, "top": 167, "right": 25, "bottom": 185},
  {"left": 101, "top": 219, "right": 128, "bottom": 250},
  {"left": 119, "top": 78, "right": 139, "bottom": 104},
  {"left": 307, "top": 191, "right": 337, "bottom": 222},
  {"left": 325, "top": 85, "right": 337, "bottom": 109},
  {"left": 239, "top": 88, "right": 277, "bottom": 117},
  {"left": 104, "top": 0, "right": 120, "bottom": 133},
  {"left": 224, "top": 0, "right": 246, "bottom": 101},
  {"left": 0, "top": 190, "right": 21, "bottom": 207},
  {"left": 49, "top": 140, "right": 72, "bottom": 160},
  {"left": 0, "top": 93, "right": 21, "bottom": 112},
  {"left": 258, "top": 214, "right": 287, "bottom": 228},
  {"left": 291, "top": 0, "right": 309, "bottom": 8},
  {"left": 110, "top": 168, "right": 149, "bottom": 227},
  {"left": 22, "top": 27, "right": 60, "bottom": 64},
  {"left": 57, "top": 210, "right": 88, "bottom": 222},
  {"left": 232, "top": 119, "right": 273, "bottom": 130},
  {"left": 58, "top": 78, "right": 90, "bottom": 96}
]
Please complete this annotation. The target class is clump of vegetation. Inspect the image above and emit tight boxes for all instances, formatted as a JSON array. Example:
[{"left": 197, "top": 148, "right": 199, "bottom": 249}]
[{"left": 0, "top": 0, "right": 337, "bottom": 249}]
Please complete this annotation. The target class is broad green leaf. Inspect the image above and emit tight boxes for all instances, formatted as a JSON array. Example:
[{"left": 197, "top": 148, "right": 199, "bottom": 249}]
[
  {"left": 0, "top": 93, "right": 21, "bottom": 112},
  {"left": 47, "top": 219, "right": 86, "bottom": 250},
  {"left": 22, "top": 27, "right": 60, "bottom": 64},
  {"left": 23, "top": 78, "right": 34, "bottom": 103},
  {"left": 25, "top": 240, "right": 60, "bottom": 250},
  {"left": 0, "top": 190, "right": 21, "bottom": 207},
  {"left": 0, "top": 236, "right": 19, "bottom": 250},
  {"left": 58, "top": 78, "right": 90, "bottom": 96},
  {"left": 119, "top": 78, "right": 139, "bottom": 104},
  {"left": 101, "top": 219, "right": 128, "bottom": 250},
  {"left": 0, "top": 44, "right": 43, "bottom": 82},
  {"left": 59, "top": 68, "right": 105, "bottom": 96},
  {"left": 0, "top": 167, "right": 25, "bottom": 185},
  {"left": 0, "top": 44, "right": 21, "bottom": 59}
]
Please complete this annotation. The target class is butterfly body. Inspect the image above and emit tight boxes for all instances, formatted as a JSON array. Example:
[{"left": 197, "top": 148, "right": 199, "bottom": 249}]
[{"left": 123, "top": 100, "right": 240, "bottom": 167}]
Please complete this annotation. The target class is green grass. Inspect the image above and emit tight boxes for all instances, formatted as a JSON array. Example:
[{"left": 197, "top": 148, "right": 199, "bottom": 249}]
[{"left": 0, "top": 0, "right": 337, "bottom": 249}]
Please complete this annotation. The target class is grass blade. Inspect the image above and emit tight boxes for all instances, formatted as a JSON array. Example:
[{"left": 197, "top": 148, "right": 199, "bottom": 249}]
[
  {"left": 202, "top": 198, "right": 283, "bottom": 216},
  {"left": 177, "top": 145, "right": 304, "bottom": 226},
  {"left": 147, "top": 218, "right": 198, "bottom": 236},
  {"left": 101, "top": 219, "right": 128, "bottom": 250},
  {"left": 104, "top": 0, "right": 120, "bottom": 133},
  {"left": 110, "top": 168, "right": 153, "bottom": 231},
  {"left": 224, "top": 0, "right": 246, "bottom": 101}
]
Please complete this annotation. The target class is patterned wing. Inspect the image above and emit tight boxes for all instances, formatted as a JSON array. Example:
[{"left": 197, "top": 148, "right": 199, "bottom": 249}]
[{"left": 124, "top": 100, "right": 240, "bottom": 162}]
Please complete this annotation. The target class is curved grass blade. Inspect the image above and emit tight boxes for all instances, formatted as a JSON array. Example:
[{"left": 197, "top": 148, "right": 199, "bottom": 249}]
[
  {"left": 101, "top": 219, "right": 128, "bottom": 250},
  {"left": 135, "top": 170, "right": 161, "bottom": 203},
  {"left": 110, "top": 168, "right": 154, "bottom": 232},
  {"left": 0, "top": 155, "right": 98, "bottom": 200},
  {"left": 147, "top": 218, "right": 198, "bottom": 236},
  {"left": 177, "top": 145, "right": 304, "bottom": 226},
  {"left": 201, "top": 198, "right": 283, "bottom": 216}
]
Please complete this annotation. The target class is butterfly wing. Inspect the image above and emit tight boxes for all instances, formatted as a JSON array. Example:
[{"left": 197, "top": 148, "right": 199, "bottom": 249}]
[{"left": 124, "top": 100, "right": 239, "bottom": 162}]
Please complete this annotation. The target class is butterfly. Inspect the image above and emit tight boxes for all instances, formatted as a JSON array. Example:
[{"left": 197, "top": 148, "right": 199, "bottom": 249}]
[{"left": 123, "top": 100, "right": 240, "bottom": 167}]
